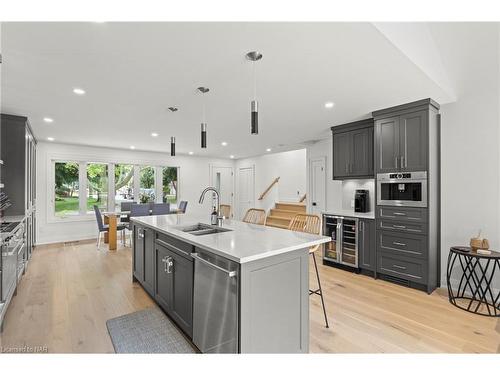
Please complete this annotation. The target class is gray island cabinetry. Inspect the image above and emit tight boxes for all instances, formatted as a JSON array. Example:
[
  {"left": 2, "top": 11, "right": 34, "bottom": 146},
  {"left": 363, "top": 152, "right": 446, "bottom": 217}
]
[{"left": 131, "top": 214, "right": 330, "bottom": 354}]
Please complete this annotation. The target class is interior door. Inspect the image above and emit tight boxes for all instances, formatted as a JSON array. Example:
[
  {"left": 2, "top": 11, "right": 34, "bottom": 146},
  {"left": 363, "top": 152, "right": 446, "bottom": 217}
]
[
  {"left": 211, "top": 166, "right": 234, "bottom": 214},
  {"left": 310, "top": 158, "right": 326, "bottom": 215},
  {"left": 238, "top": 166, "right": 255, "bottom": 220}
]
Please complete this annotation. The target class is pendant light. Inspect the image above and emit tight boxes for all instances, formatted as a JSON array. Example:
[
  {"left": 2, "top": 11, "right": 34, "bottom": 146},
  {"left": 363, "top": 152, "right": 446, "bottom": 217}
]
[
  {"left": 168, "top": 107, "right": 178, "bottom": 156},
  {"left": 170, "top": 136, "right": 176, "bottom": 156},
  {"left": 197, "top": 86, "right": 209, "bottom": 148},
  {"left": 246, "top": 51, "right": 263, "bottom": 135}
]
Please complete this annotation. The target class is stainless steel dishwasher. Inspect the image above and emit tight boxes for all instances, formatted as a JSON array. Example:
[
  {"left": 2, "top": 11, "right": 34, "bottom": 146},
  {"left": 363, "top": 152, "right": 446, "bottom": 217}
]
[{"left": 191, "top": 249, "right": 239, "bottom": 353}]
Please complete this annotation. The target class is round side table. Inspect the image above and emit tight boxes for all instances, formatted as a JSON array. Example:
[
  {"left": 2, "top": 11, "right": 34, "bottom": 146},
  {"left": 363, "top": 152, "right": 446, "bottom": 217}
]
[{"left": 446, "top": 246, "right": 500, "bottom": 317}]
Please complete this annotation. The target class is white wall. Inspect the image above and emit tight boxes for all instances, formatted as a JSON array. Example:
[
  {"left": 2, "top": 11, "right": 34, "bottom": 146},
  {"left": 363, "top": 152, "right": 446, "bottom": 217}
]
[
  {"left": 36, "top": 142, "right": 234, "bottom": 244},
  {"left": 234, "top": 149, "right": 307, "bottom": 219}
]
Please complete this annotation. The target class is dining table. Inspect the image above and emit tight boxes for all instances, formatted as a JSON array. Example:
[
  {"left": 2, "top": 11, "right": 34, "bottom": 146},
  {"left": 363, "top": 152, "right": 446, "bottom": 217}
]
[{"left": 102, "top": 209, "right": 182, "bottom": 251}]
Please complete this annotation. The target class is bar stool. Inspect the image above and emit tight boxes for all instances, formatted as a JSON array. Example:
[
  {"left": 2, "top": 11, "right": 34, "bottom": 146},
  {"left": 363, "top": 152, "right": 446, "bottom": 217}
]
[
  {"left": 242, "top": 208, "right": 267, "bottom": 225},
  {"left": 288, "top": 213, "right": 329, "bottom": 328}
]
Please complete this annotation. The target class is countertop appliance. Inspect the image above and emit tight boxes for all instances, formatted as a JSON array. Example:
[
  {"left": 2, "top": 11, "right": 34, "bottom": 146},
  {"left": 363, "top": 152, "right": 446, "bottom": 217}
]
[
  {"left": 377, "top": 171, "right": 427, "bottom": 208},
  {"left": 192, "top": 248, "right": 239, "bottom": 353},
  {"left": 1, "top": 221, "right": 24, "bottom": 329},
  {"left": 354, "top": 190, "right": 369, "bottom": 213},
  {"left": 322, "top": 215, "right": 359, "bottom": 268}
]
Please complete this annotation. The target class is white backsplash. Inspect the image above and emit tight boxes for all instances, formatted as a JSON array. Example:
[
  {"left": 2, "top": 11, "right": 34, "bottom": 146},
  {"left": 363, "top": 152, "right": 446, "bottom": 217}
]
[{"left": 341, "top": 179, "right": 375, "bottom": 213}]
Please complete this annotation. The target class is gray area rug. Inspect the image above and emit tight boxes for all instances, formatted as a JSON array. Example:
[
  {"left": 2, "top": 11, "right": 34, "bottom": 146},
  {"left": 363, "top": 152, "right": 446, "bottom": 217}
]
[{"left": 106, "top": 307, "right": 197, "bottom": 353}]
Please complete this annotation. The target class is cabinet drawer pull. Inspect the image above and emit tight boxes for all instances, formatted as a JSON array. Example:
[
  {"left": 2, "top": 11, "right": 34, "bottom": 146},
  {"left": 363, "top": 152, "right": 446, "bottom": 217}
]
[
  {"left": 162, "top": 256, "right": 174, "bottom": 273},
  {"left": 393, "top": 241, "right": 406, "bottom": 247},
  {"left": 392, "top": 224, "right": 406, "bottom": 229},
  {"left": 393, "top": 264, "right": 407, "bottom": 270},
  {"left": 393, "top": 212, "right": 406, "bottom": 216}
]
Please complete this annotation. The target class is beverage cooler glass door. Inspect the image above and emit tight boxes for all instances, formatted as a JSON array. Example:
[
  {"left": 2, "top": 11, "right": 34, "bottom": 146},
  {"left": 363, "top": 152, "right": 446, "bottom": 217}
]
[
  {"left": 341, "top": 218, "right": 358, "bottom": 267},
  {"left": 323, "top": 216, "right": 341, "bottom": 263}
]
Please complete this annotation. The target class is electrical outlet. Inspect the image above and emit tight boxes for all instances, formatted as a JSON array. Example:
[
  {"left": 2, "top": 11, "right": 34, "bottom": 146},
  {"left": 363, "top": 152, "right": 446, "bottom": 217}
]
[{"left": 350, "top": 199, "right": 355, "bottom": 208}]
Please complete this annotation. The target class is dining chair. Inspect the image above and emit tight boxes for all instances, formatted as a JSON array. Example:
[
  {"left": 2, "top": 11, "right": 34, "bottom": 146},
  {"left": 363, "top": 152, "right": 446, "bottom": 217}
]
[
  {"left": 127, "top": 203, "right": 152, "bottom": 245},
  {"left": 178, "top": 200, "right": 188, "bottom": 213},
  {"left": 152, "top": 203, "right": 170, "bottom": 215},
  {"left": 242, "top": 208, "right": 267, "bottom": 225},
  {"left": 120, "top": 201, "right": 133, "bottom": 223},
  {"left": 93, "top": 205, "right": 127, "bottom": 250},
  {"left": 288, "top": 213, "right": 329, "bottom": 328},
  {"left": 220, "top": 204, "right": 231, "bottom": 219}
]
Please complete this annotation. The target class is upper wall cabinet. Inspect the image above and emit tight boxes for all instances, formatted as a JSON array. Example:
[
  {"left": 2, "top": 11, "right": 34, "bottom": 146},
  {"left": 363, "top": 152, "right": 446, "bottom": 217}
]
[
  {"left": 331, "top": 118, "right": 374, "bottom": 180},
  {"left": 373, "top": 100, "right": 437, "bottom": 173}
]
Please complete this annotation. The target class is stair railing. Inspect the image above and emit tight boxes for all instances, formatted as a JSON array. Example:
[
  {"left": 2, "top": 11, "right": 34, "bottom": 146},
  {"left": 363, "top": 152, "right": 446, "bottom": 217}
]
[{"left": 258, "top": 177, "right": 280, "bottom": 200}]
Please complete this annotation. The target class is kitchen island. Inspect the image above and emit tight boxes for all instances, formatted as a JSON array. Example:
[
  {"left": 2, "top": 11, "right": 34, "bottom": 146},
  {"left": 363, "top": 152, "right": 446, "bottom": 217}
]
[{"left": 131, "top": 213, "right": 330, "bottom": 353}]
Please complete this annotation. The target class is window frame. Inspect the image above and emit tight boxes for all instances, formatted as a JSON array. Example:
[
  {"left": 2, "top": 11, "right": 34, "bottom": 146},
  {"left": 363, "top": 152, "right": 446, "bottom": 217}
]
[{"left": 48, "top": 156, "right": 180, "bottom": 223}]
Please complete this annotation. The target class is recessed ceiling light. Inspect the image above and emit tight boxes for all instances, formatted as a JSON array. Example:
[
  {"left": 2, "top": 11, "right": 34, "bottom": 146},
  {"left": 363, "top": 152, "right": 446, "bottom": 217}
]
[
  {"left": 151, "top": 132, "right": 159, "bottom": 137},
  {"left": 221, "top": 142, "right": 228, "bottom": 146},
  {"left": 188, "top": 151, "right": 194, "bottom": 155},
  {"left": 43, "top": 117, "right": 54, "bottom": 123},
  {"left": 230, "top": 155, "right": 235, "bottom": 159},
  {"left": 73, "top": 88, "right": 86, "bottom": 95},
  {"left": 324, "top": 102, "right": 335, "bottom": 109},
  {"left": 266, "top": 148, "right": 272, "bottom": 152},
  {"left": 130, "top": 145, "right": 135, "bottom": 150},
  {"left": 47, "top": 137, "right": 55, "bottom": 141}
]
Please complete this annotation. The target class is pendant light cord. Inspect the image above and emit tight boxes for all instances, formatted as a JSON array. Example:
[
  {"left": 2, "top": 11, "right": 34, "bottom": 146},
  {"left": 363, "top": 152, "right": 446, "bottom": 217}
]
[{"left": 253, "top": 62, "right": 257, "bottom": 100}]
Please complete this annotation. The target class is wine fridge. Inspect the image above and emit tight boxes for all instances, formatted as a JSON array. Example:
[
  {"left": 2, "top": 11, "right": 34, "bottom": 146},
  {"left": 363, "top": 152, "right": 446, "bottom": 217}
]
[{"left": 322, "top": 214, "right": 359, "bottom": 268}]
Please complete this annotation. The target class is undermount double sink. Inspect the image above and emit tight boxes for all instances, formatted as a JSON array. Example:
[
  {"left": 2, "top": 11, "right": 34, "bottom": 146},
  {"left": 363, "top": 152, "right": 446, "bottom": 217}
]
[{"left": 175, "top": 223, "right": 232, "bottom": 236}]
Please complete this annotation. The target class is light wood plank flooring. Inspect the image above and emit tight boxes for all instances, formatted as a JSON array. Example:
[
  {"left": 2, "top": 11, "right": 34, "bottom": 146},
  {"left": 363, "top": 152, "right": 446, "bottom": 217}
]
[{"left": 0, "top": 241, "right": 498, "bottom": 353}]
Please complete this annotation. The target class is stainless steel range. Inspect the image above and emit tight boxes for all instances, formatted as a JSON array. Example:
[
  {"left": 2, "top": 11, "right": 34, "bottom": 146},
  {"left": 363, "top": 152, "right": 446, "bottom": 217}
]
[{"left": 1, "top": 221, "right": 24, "bottom": 329}]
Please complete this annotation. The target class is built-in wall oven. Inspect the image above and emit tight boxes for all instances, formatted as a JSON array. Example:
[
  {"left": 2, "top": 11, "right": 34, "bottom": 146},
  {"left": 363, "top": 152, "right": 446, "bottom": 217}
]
[
  {"left": 323, "top": 215, "right": 359, "bottom": 268},
  {"left": 377, "top": 171, "right": 427, "bottom": 208}
]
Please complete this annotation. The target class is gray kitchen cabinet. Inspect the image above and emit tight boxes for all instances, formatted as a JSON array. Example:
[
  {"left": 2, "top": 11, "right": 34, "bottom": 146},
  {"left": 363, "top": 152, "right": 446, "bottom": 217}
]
[
  {"left": 169, "top": 249, "right": 193, "bottom": 337},
  {"left": 143, "top": 227, "right": 155, "bottom": 295},
  {"left": 373, "top": 99, "right": 441, "bottom": 294},
  {"left": 155, "top": 241, "right": 194, "bottom": 338},
  {"left": 358, "top": 219, "right": 375, "bottom": 272},
  {"left": 374, "top": 105, "right": 431, "bottom": 173},
  {"left": 155, "top": 243, "right": 173, "bottom": 312},
  {"left": 133, "top": 225, "right": 145, "bottom": 283},
  {"left": 333, "top": 131, "right": 351, "bottom": 178},
  {"left": 375, "top": 116, "right": 400, "bottom": 172},
  {"left": 331, "top": 118, "right": 374, "bottom": 179},
  {"left": 351, "top": 127, "right": 374, "bottom": 176},
  {"left": 400, "top": 110, "right": 428, "bottom": 171}
]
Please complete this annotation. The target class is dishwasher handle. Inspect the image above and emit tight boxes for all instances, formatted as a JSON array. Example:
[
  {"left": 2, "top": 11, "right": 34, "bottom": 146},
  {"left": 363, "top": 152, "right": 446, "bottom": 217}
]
[{"left": 191, "top": 253, "right": 237, "bottom": 278}]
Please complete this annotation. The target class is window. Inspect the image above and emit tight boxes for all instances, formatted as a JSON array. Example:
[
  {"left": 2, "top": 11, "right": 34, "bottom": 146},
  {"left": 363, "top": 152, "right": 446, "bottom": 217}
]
[
  {"left": 162, "top": 167, "right": 178, "bottom": 204},
  {"left": 114, "top": 164, "right": 134, "bottom": 210},
  {"left": 139, "top": 166, "right": 155, "bottom": 203},
  {"left": 51, "top": 160, "right": 179, "bottom": 220},
  {"left": 54, "top": 161, "right": 80, "bottom": 216},
  {"left": 86, "top": 163, "right": 108, "bottom": 212}
]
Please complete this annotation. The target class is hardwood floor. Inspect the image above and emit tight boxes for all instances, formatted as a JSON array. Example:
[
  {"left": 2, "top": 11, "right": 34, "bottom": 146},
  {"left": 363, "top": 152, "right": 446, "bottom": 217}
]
[{"left": 0, "top": 241, "right": 498, "bottom": 353}]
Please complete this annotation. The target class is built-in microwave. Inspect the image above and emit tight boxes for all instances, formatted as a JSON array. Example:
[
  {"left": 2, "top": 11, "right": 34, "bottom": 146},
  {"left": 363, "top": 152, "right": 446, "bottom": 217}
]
[{"left": 377, "top": 171, "right": 427, "bottom": 208}]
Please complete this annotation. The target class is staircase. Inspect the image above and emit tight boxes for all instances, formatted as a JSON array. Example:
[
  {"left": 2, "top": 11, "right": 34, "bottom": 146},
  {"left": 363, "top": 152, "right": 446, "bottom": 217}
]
[{"left": 265, "top": 202, "right": 307, "bottom": 229}]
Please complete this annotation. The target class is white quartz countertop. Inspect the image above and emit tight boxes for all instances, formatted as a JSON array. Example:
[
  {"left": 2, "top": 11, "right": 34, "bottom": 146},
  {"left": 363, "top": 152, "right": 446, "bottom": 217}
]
[
  {"left": 131, "top": 214, "right": 331, "bottom": 264},
  {"left": 322, "top": 210, "right": 375, "bottom": 219}
]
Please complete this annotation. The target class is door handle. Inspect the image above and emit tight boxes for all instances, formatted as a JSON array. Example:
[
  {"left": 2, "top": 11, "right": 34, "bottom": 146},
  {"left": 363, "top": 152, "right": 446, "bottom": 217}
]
[
  {"left": 400, "top": 156, "right": 404, "bottom": 170},
  {"left": 395, "top": 156, "right": 398, "bottom": 169}
]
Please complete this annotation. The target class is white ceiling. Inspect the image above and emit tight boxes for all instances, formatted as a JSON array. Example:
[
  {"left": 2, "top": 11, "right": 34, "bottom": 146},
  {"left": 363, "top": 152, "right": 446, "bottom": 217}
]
[{"left": 1, "top": 22, "right": 456, "bottom": 159}]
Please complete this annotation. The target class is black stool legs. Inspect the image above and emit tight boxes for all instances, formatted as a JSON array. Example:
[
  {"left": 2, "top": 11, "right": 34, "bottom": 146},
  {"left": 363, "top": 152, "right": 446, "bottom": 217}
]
[{"left": 310, "top": 252, "right": 329, "bottom": 328}]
